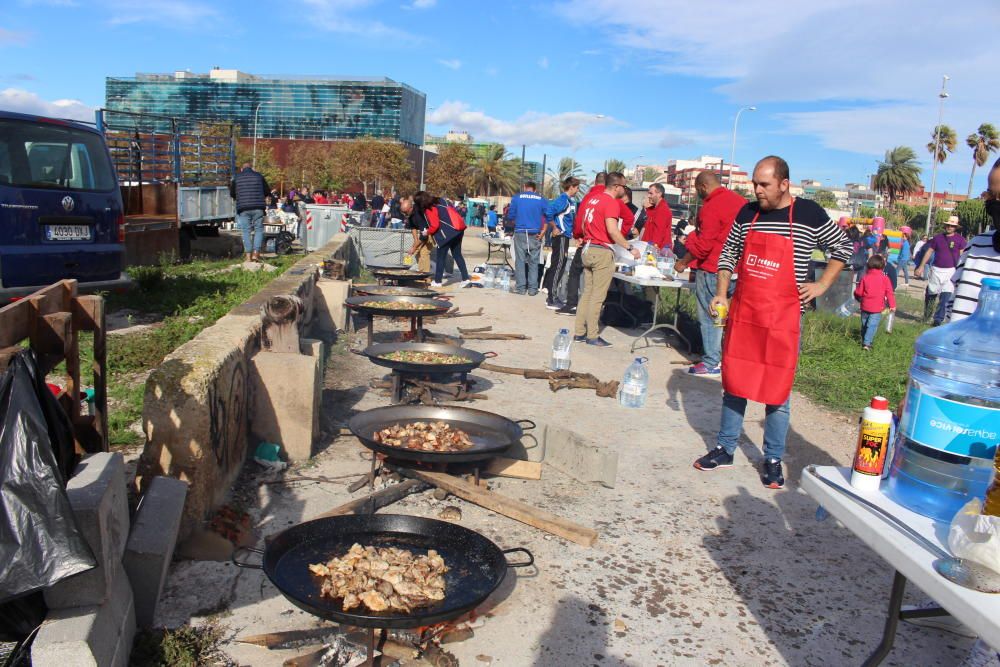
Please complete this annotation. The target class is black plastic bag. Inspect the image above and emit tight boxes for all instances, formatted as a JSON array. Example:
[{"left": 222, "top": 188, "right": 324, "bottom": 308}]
[{"left": 0, "top": 350, "right": 95, "bottom": 603}]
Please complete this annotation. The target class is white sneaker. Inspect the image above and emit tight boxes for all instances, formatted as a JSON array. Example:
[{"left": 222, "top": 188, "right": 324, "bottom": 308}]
[
  {"left": 430, "top": 281, "right": 444, "bottom": 287},
  {"left": 460, "top": 280, "right": 470, "bottom": 288}
]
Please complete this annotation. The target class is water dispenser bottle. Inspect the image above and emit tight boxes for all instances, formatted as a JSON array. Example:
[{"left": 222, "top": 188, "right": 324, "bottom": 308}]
[
  {"left": 886, "top": 278, "right": 1000, "bottom": 522},
  {"left": 619, "top": 357, "right": 649, "bottom": 408},
  {"left": 551, "top": 328, "right": 572, "bottom": 371}
]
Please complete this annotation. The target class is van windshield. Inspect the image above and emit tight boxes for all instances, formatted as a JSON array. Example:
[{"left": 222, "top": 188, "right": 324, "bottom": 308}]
[{"left": 0, "top": 118, "right": 116, "bottom": 192}]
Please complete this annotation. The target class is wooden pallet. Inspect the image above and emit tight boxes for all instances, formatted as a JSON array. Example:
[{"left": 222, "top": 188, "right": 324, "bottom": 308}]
[{"left": 0, "top": 280, "right": 108, "bottom": 453}]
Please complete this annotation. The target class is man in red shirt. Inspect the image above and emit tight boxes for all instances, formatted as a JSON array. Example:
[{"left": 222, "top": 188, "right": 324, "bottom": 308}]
[
  {"left": 675, "top": 171, "right": 747, "bottom": 374},
  {"left": 640, "top": 183, "right": 672, "bottom": 250},
  {"left": 573, "top": 172, "right": 640, "bottom": 346}
]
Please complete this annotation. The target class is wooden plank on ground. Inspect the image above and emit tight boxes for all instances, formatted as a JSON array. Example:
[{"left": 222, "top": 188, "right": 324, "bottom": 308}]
[
  {"left": 308, "top": 478, "right": 429, "bottom": 521},
  {"left": 484, "top": 457, "right": 542, "bottom": 480},
  {"left": 389, "top": 466, "right": 598, "bottom": 547}
]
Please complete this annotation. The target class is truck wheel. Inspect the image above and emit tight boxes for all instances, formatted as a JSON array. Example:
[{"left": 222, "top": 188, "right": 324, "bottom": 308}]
[{"left": 178, "top": 228, "right": 192, "bottom": 261}]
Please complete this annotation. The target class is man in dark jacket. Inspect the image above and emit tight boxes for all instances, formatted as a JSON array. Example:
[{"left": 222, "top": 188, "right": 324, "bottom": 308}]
[{"left": 230, "top": 163, "right": 269, "bottom": 262}]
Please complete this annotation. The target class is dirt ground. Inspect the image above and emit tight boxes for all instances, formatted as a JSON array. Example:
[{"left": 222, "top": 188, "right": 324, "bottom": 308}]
[{"left": 154, "top": 237, "right": 971, "bottom": 666}]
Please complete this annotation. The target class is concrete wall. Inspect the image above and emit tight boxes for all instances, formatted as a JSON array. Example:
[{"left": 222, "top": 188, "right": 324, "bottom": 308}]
[{"left": 135, "top": 234, "right": 357, "bottom": 540}]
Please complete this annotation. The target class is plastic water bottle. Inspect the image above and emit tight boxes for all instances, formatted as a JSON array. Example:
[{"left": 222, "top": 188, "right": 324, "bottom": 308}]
[
  {"left": 885, "top": 277, "right": 1000, "bottom": 522},
  {"left": 499, "top": 269, "right": 511, "bottom": 292},
  {"left": 551, "top": 328, "right": 572, "bottom": 371},
  {"left": 483, "top": 266, "right": 495, "bottom": 289},
  {"left": 619, "top": 357, "right": 649, "bottom": 408}
]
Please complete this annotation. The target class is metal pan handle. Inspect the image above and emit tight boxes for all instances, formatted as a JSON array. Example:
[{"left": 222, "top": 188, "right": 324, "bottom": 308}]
[
  {"left": 231, "top": 546, "right": 265, "bottom": 570},
  {"left": 483, "top": 351, "right": 498, "bottom": 359},
  {"left": 503, "top": 547, "right": 534, "bottom": 568},
  {"left": 515, "top": 419, "right": 537, "bottom": 431}
]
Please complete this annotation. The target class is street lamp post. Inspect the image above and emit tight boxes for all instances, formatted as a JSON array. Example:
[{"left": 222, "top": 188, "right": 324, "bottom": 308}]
[
  {"left": 419, "top": 106, "right": 435, "bottom": 191},
  {"left": 729, "top": 106, "right": 756, "bottom": 187},
  {"left": 925, "top": 76, "right": 950, "bottom": 236},
  {"left": 252, "top": 101, "right": 269, "bottom": 170}
]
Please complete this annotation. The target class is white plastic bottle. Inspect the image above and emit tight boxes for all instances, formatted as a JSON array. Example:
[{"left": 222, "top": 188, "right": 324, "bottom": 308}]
[
  {"left": 619, "top": 357, "right": 649, "bottom": 408},
  {"left": 499, "top": 269, "right": 511, "bottom": 292},
  {"left": 551, "top": 328, "right": 572, "bottom": 371},
  {"left": 850, "top": 396, "right": 894, "bottom": 492}
]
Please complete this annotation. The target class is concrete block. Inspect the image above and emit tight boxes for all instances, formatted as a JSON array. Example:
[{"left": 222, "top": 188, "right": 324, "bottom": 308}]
[
  {"left": 250, "top": 350, "right": 321, "bottom": 461},
  {"left": 504, "top": 430, "right": 546, "bottom": 463},
  {"left": 543, "top": 424, "right": 619, "bottom": 488},
  {"left": 300, "top": 337, "right": 325, "bottom": 377},
  {"left": 33, "top": 565, "right": 136, "bottom": 667},
  {"left": 45, "top": 453, "right": 129, "bottom": 608},
  {"left": 314, "top": 279, "right": 351, "bottom": 333},
  {"left": 124, "top": 476, "right": 188, "bottom": 629}
]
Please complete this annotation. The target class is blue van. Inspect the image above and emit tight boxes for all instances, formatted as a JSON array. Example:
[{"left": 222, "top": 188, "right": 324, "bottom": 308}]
[{"left": 0, "top": 111, "right": 126, "bottom": 297}]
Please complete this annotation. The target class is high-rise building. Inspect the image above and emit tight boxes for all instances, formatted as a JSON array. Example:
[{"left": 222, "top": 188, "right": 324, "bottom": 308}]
[{"left": 105, "top": 69, "right": 426, "bottom": 146}]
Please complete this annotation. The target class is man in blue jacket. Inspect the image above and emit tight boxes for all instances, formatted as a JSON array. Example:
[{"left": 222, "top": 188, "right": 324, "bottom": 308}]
[
  {"left": 506, "top": 181, "right": 548, "bottom": 295},
  {"left": 542, "top": 177, "right": 580, "bottom": 308}
]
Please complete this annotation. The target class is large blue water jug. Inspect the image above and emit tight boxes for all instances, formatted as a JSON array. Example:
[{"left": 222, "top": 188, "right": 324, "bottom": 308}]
[{"left": 886, "top": 278, "right": 1000, "bottom": 522}]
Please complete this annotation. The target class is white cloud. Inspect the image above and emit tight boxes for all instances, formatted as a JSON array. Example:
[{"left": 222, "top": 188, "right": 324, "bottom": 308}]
[
  {"left": 538, "top": 56, "right": 549, "bottom": 70},
  {"left": 305, "top": 0, "right": 421, "bottom": 41},
  {"left": 105, "top": 0, "right": 219, "bottom": 25},
  {"left": 0, "top": 27, "right": 30, "bottom": 45},
  {"left": 427, "top": 101, "right": 720, "bottom": 153},
  {"left": 556, "top": 0, "right": 1000, "bottom": 174},
  {"left": 0, "top": 88, "right": 94, "bottom": 122},
  {"left": 436, "top": 59, "right": 461, "bottom": 70},
  {"left": 409, "top": 0, "right": 436, "bottom": 7},
  {"left": 429, "top": 101, "right": 615, "bottom": 148}
]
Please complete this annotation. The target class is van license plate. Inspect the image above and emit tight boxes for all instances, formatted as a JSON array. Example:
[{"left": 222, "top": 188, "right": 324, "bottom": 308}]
[{"left": 46, "top": 225, "right": 92, "bottom": 241}]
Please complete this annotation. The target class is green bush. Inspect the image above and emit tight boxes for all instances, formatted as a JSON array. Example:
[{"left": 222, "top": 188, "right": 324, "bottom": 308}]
[{"left": 128, "top": 265, "right": 165, "bottom": 292}]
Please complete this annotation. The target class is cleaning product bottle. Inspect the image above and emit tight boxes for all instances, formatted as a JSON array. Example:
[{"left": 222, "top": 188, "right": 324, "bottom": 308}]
[
  {"left": 886, "top": 278, "right": 1000, "bottom": 521},
  {"left": 850, "top": 396, "right": 894, "bottom": 492}
]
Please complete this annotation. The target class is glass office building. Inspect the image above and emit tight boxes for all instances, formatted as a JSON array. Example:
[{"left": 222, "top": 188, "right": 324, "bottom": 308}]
[{"left": 105, "top": 69, "right": 426, "bottom": 146}]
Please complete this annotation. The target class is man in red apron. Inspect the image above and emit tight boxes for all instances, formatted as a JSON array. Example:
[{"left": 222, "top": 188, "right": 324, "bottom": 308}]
[{"left": 693, "top": 156, "right": 852, "bottom": 488}]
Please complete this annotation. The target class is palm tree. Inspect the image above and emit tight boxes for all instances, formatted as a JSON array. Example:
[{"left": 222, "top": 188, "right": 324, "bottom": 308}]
[
  {"left": 873, "top": 146, "right": 922, "bottom": 209},
  {"left": 550, "top": 157, "right": 583, "bottom": 183},
  {"left": 926, "top": 124, "right": 957, "bottom": 164},
  {"left": 604, "top": 158, "right": 627, "bottom": 174},
  {"left": 965, "top": 123, "right": 1000, "bottom": 197},
  {"left": 469, "top": 144, "right": 519, "bottom": 197}
]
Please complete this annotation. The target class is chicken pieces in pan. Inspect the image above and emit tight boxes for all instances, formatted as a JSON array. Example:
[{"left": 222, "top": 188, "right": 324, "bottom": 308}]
[
  {"left": 373, "top": 421, "right": 474, "bottom": 452},
  {"left": 309, "top": 543, "right": 448, "bottom": 613}
]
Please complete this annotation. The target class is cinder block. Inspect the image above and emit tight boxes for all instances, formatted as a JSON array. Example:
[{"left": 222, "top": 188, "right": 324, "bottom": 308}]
[
  {"left": 314, "top": 279, "right": 350, "bottom": 332},
  {"left": 543, "top": 424, "right": 619, "bottom": 488},
  {"left": 250, "top": 351, "right": 321, "bottom": 461},
  {"left": 45, "top": 453, "right": 129, "bottom": 608},
  {"left": 124, "top": 476, "right": 188, "bottom": 629},
  {"left": 33, "top": 565, "right": 136, "bottom": 667},
  {"left": 300, "top": 336, "right": 325, "bottom": 375}
]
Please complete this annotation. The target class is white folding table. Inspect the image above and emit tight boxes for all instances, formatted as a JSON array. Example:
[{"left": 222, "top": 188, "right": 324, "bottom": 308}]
[
  {"left": 801, "top": 465, "right": 1000, "bottom": 666},
  {"left": 611, "top": 273, "right": 693, "bottom": 353}
]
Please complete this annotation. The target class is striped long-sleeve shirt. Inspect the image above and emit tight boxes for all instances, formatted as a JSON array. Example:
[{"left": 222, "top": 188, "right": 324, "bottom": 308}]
[
  {"left": 947, "top": 230, "right": 999, "bottom": 322},
  {"left": 718, "top": 198, "right": 852, "bottom": 311}
]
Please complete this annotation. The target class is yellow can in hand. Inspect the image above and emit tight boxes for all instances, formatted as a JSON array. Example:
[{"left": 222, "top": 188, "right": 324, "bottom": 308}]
[{"left": 712, "top": 303, "right": 728, "bottom": 328}]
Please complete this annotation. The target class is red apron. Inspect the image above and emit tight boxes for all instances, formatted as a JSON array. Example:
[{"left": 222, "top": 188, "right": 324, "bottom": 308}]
[{"left": 721, "top": 199, "right": 801, "bottom": 405}]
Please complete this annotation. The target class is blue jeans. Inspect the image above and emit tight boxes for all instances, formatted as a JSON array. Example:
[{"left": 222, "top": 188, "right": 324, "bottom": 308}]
[
  {"left": 860, "top": 311, "right": 882, "bottom": 346},
  {"left": 238, "top": 209, "right": 265, "bottom": 254},
  {"left": 513, "top": 231, "right": 542, "bottom": 293},
  {"left": 434, "top": 232, "right": 469, "bottom": 283},
  {"left": 934, "top": 291, "right": 952, "bottom": 325},
  {"left": 694, "top": 271, "right": 723, "bottom": 368},
  {"left": 718, "top": 392, "right": 792, "bottom": 461}
]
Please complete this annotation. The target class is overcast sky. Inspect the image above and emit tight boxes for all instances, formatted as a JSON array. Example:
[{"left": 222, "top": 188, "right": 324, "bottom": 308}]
[{"left": 2, "top": 0, "right": 997, "bottom": 193}]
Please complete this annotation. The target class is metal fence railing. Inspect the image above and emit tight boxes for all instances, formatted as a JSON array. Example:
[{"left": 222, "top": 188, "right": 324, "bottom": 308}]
[{"left": 348, "top": 226, "right": 412, "bottom": 267}]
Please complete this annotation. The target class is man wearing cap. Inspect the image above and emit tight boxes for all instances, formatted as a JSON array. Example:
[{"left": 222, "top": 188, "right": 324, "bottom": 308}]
[
  {"left": 674, "top": 171, "right": 747, "bottom": 376},
  {"left": 915, "top": 216, "right": 967, "bottom": 325}
]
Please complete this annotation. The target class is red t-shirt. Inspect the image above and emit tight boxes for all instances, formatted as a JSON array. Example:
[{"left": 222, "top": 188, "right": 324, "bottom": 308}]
[
  {"left": 581, "top": 192, "right": 620, "bottom": 247},
  {"left": 641, "top": 199, "right": 672, "bottom": 249},
  {"left": 573, "top": 184, "right": 604, "bottom": 238},
  {"left": 619, "top": 203, "right": 635, "bottom": 237},
  {"left": 684, "top": 186, "right": 746, "bottom": 273},
  {"left": 313, "top": 194, "right": 328, "bottom": 204}
]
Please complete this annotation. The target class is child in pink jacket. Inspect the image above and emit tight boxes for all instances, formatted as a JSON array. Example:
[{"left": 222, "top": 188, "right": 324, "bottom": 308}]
[{"left": 854, "top": 254, "right": 896, "bottom": 350}]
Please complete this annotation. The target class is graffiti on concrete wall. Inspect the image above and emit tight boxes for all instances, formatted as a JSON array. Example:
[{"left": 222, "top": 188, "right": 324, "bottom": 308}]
[{"left": 207, "top": 356, "right": 249, "bottom": 475}]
